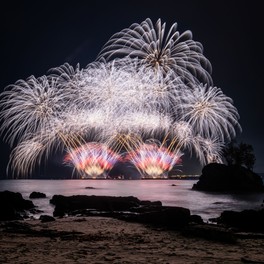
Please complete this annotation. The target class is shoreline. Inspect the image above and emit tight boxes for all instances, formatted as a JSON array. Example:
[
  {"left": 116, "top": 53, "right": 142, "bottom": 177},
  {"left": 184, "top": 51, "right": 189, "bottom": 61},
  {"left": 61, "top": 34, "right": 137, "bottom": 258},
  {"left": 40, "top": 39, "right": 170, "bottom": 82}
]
[
  {"left": 0, "top": 177, "right": 200, "bottom": 180},
  {"left": 1, "top": 190, "right": 264, "bottom": 263}
]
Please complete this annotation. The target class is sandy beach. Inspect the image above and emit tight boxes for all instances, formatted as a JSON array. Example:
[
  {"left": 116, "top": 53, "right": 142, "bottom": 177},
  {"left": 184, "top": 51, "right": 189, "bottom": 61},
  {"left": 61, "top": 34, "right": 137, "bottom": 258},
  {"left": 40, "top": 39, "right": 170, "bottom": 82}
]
[{"left": 1, "top": 216, "right": 264, "bottom": 264}]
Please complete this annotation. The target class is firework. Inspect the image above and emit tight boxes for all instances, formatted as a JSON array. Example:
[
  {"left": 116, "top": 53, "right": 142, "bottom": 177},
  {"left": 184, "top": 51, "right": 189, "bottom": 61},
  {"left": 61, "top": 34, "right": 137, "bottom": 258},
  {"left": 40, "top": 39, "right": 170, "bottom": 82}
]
[
  {"left": 97, "top": 18, "right": 213, "bottom": 86},
  {"left": 50, "top": 59, "right": 183, "bottom": 138},
  {"left": 8, "top": 139, "right": 46, "bottom": 177},
  {"left": 192, "top": 136, "right": 224, "bottom": 165},
  {"left": 64, "top": 142, "right": 121, "bottom": 178},
  {"left": 0, "top": 18, "right": 241, "bottom": 178},
  {"left": 0, "top": 75, "right": 72, "bottom": 146},
  {"left": 180, "top": 84, "right": 241, "bottom": 141},
  {"left": 125, "top": 142, "right": 182, "bottom": 178}
]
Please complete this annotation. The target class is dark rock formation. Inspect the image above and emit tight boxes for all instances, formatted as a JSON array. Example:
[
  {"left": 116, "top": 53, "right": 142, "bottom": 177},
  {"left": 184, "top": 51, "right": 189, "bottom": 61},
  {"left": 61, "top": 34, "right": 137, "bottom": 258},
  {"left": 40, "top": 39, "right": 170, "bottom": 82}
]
[
  {"left": 29, "top": 208, "right": 44, "bottom": 214},
  {"left": 50, "top": 195, "right": 141, "bottom": 217},
  {"left": 124, "top": 206, "right": 191, "bottom": 229},
  {"left": 192, "top": 163, "right": 264, "bottom": 192},
  {"left": 50, "top": 194, "right": 191, "bottom": 229},
  {"left": 182, "top": 224, "right": 236, "bottom": 243},
  {"left": 189, "top": 214, "right": 204, "bottom": 224},
  {"left": 0, "top": 191, "right": 35, "bottom": 221},
  {"left": 29, "top": 191, "right": 46, "bottom": 199},
  {"left": 39, "top": 215, "right": 55, "bottom": 222},
  {"left": 215, "top": 209, "right": 264, "bottom": 232}
]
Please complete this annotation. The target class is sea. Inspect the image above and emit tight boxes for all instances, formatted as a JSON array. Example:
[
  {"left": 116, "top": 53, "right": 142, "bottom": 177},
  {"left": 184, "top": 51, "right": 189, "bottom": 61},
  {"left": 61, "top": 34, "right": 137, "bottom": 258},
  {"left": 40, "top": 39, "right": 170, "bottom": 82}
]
[{"left": 1, "top": 178, "right": 263, "bottom": 222}]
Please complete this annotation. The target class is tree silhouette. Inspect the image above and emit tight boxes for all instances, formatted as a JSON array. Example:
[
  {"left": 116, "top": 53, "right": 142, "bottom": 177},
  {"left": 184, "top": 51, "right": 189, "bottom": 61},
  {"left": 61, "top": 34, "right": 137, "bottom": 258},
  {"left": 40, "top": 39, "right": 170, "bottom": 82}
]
[{"left": 223, "top": 141, "right": 256, "bottom": 170}]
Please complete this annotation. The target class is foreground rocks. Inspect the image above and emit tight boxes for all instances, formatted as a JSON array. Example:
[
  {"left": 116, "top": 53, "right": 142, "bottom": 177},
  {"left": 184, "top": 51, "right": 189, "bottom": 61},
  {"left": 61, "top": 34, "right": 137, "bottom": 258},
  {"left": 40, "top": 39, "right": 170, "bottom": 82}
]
[
  {"left": 192, "top": 163, "right": 264, "bottom": 192},
  {"left": 50, "top": 195, "right": 141, "bottom": 215},
  {"left": 50, "top": 194, "right": 264, "bottom": 234},
  {"left": 0, "top": 191, "right": 35, "bottom": 221},
  {"left": 2, "top": 190, "right": 264, "bottom": 244},
  {"left": 212, "top": 209, "right": 264, "bottom": 233},
  {"left": 50, "top": 194, "right": 192, "bottom": 229},
  {"left": 182, "top": 223, "right": 236, "bottom": 243}
]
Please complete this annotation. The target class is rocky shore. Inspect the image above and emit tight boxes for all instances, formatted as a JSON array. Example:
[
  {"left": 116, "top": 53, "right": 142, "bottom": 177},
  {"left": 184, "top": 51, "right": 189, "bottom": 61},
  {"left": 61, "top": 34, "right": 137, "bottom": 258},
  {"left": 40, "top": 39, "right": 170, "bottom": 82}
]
[{"left": 0, "top": 190, "right": 264, "bottom": 263}]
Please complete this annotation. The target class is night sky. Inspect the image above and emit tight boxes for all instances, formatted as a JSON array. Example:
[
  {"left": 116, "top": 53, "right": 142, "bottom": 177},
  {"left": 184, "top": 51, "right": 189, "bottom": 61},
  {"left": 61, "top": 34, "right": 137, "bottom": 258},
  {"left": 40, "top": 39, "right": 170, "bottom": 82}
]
[{"left": 0, "top": 0, "right": 263, "bottom": 177}]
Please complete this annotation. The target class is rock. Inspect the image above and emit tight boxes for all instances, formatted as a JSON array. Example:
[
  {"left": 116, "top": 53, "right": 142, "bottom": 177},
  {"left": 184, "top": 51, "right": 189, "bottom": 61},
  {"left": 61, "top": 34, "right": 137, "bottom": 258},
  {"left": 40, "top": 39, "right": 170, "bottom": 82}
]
[
  {"left": 215, "top": 209, "right": 264, "bottom": 232},
  {"left": 136, "top": 206, "right": 190, "bottom": 229},
  {"left": 192, "top": 163, "right": 264, "bottom": 192},
  {"left": 121, "top": 206, "right": 191, "bottom": 229},
  {"left": 29, "top": 191, "right": 46, "bottom": 199},
  {"left": 29, "top": 208, "right": 44, "bottom": 214},
  {"left": 50, "top": 195, "right": 141, "bottom": 217},
  {"left": 139, "top": 200, "right": 162, "bottom": 207},
  {"left": 189, "top": 214, "right": 204, "bottom": 224},
  {"left": 39, "top": 215, "right": 55, "bottom": 222},
  {"left": 0, "top": 190, "right": 35, "bottom": 221},
  {"left": 50, "top": 194, "right": 191, "bottom": 229},
  {"left": 182, "top": 224, "right": 236, "bottom": 243}
]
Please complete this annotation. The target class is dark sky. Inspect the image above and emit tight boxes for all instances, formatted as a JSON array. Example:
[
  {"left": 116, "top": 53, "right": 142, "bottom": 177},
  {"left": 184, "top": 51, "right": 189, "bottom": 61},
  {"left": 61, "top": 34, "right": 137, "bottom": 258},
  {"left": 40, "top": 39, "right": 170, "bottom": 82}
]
[{"left": 0, "top": 0, "right": 263, "bottom": 176}]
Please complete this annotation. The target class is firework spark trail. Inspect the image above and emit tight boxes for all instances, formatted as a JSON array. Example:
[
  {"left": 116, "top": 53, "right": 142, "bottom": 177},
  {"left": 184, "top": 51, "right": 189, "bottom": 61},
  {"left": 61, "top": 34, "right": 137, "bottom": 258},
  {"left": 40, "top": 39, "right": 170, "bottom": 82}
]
[
  {"left": 8, "top": 139, "right": 46, "bottom": 177},
  {"left": 0, "top": 18, "right": 242, "bottom": 178}
]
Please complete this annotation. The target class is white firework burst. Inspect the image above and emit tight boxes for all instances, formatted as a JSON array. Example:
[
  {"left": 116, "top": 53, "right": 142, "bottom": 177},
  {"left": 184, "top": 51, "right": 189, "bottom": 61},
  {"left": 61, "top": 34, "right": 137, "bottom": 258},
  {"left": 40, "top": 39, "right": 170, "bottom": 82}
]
[
  {"left": 97, "top": 18, "right": 213, "bottom": 86},
  {"left": 180, "top": 84, "right": 241, "bottom": 141},
  {"left": 0, "top": 75, "right": 72, "bottom": 146},
  {"left": 193, "top": 136, "right": 224, "bottom": 165},
  {"left": 0, "top": 18, "right": 242, "bottom": 177}
]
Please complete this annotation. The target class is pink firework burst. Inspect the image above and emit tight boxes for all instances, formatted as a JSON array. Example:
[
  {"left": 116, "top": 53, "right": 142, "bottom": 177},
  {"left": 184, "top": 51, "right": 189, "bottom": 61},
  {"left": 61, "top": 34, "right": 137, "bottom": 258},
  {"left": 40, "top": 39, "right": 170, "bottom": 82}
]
[
  {"left": 64, "top": 142, "right": 121, "bottom": 178},
  {"left": 125, "top": 143, "right": 182, "bottom": 178}
]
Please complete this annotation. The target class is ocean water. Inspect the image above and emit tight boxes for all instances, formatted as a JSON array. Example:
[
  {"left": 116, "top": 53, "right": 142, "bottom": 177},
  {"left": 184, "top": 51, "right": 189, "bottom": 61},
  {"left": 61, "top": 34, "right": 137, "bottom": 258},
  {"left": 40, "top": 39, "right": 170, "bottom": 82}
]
[{"left": 0, "top": 179, "right": 263, "bottom": 222}]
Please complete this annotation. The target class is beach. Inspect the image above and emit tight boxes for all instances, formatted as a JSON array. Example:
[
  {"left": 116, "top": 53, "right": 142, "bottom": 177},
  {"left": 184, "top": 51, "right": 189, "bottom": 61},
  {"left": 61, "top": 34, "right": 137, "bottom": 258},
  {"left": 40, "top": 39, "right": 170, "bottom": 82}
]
[{"left": 1, "top": 216, "right": 264, "bottom": 264}]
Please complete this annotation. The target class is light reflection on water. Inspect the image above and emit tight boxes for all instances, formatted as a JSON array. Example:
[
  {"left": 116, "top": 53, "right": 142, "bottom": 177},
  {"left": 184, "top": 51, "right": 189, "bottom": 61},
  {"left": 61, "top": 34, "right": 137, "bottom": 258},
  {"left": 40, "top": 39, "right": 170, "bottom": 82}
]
[{"left": 0, "top": 179, "right": 263, "bottom": 221}]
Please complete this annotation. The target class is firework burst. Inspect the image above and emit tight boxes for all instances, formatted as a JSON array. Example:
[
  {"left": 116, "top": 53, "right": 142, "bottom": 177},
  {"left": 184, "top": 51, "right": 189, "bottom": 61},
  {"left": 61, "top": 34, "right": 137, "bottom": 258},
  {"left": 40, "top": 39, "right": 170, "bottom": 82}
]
[
  {"left": 180, "top": 84, "right": 241, "bottom": 141},
  {"left": 0, "top": 75, "right": 72, "bottom": 146},
  {"left": 97, "top": 18, "right": 213, "bottom": 86},
  {"left": 125, "top": 142, "right": 182, "bottom": 178},
  {"left": 0, "top": 18, "right": 241, "bottom": 178},
  {"left": 64, "top": 142, "right": 122, "bottom": 178}
]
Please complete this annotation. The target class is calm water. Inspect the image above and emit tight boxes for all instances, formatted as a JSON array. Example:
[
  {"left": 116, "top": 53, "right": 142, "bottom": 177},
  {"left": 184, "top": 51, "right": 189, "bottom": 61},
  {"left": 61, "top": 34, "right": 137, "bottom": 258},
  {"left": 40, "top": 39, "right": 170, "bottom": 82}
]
[{"left": 0, "top": 179, "right": 263, "bottom": 221}]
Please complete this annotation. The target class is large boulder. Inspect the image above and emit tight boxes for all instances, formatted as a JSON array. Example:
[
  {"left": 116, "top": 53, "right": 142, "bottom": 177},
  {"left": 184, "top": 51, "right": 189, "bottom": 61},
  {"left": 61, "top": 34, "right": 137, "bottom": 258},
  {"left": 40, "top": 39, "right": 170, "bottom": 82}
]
[
  {"left": 39, "top": 215, "right": 55, "bottom": 222},
  {"left": 182, "top": 224, "right": 236, "bottom": 243},
  {"left": 128, "top": 206, "right": 191, "bottom": 229},
  {"left": 29, "top": 191, "right": 46, "bottom": 199},
  {"left": 215, "top": 209, "right": 264, "bottom": 232},
  {"left": 0, "top": 190, "right": 35, "bottom": 220},
  {"left": 192, "top": 163, "right": 264, "bottom": 192},
  {"left": 50, "top": 195, "right": 141, "bottom": 217}
]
